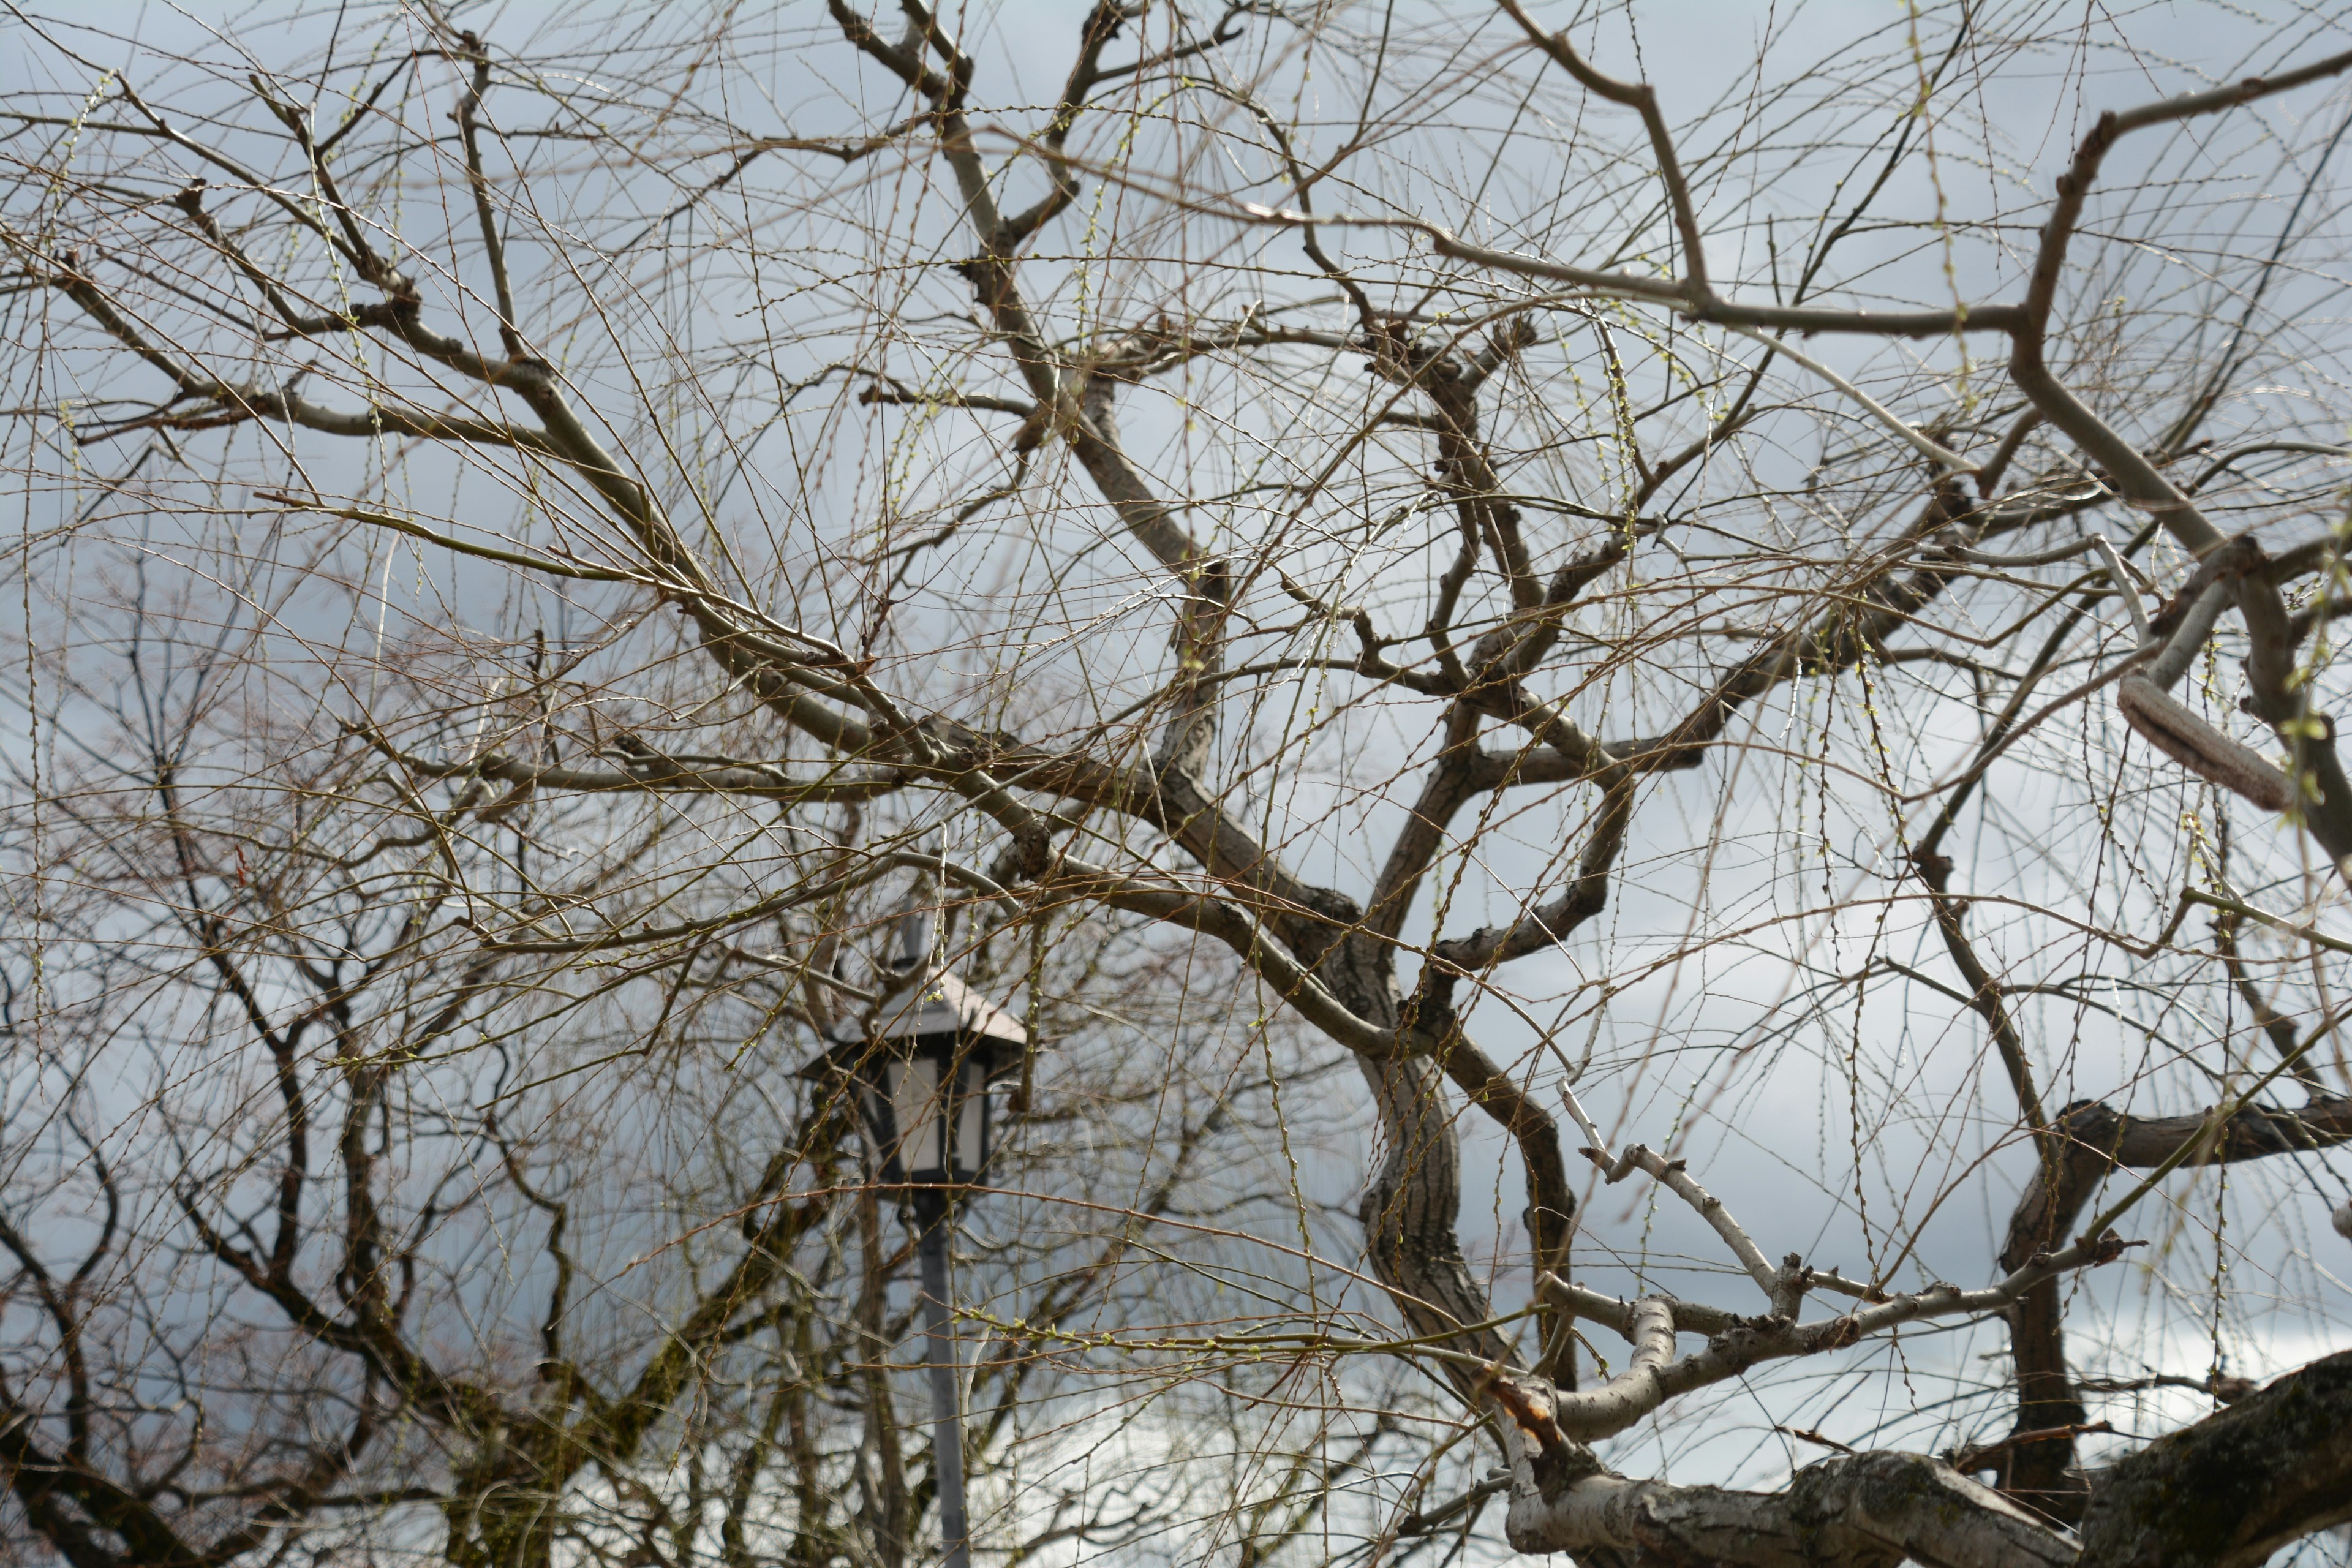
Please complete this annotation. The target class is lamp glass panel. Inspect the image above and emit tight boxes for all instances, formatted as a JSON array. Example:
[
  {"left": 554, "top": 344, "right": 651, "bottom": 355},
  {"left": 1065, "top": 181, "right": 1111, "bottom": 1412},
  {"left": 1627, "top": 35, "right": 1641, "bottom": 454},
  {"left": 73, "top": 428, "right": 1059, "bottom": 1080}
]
[
  {"left": 953, "top": 1055, "right": 987, "bottom": 1177},
  {"left": 887, "top": 1057, "right": 942, "bottom": 1178}
]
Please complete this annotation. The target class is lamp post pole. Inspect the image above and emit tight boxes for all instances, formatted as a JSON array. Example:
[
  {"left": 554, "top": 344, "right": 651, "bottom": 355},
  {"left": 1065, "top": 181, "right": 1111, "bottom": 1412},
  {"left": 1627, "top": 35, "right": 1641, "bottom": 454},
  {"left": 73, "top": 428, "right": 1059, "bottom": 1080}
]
[
  {"left": 911, "top": 1187, "right": 971, "bottom": 1568},
  {"left": 815, "top": 873, "right": 1027, "bottom": 1568}
]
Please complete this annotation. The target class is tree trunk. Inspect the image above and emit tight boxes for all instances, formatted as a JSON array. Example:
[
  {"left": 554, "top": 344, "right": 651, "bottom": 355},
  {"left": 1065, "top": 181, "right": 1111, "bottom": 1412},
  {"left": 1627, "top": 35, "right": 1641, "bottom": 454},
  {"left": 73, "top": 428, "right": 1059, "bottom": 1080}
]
[{"left": 1326, "top": 930, "right": 1518, "bottom": 1392}]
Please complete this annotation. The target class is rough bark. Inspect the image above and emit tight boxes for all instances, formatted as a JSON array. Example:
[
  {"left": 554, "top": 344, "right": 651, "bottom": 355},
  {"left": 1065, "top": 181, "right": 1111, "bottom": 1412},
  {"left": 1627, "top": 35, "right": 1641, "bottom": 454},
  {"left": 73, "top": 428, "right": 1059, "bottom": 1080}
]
[
  {"left": 1488, "top": 1351, "right": 2352, "bottom": 1567},
  {"left": 2078, "top": 1351, "right": 2352, "bottom": 1567},
  {"left": 1503, "top": 1451, "right": 2076, "bottom": 1567}
]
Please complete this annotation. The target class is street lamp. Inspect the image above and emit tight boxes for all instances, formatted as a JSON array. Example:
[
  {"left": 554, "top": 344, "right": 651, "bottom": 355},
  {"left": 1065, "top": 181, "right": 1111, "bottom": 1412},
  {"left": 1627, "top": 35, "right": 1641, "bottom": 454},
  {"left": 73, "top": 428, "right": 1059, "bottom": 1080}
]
[{"left": 810, "top": 902, "right": 1028, "bottom": 1568}]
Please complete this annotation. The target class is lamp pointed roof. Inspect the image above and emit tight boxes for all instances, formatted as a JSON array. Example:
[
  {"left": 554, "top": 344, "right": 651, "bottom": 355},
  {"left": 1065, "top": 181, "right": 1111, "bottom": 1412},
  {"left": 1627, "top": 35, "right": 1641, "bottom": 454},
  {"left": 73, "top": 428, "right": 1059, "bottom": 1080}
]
[
  {"left": 825, "top": 965, "right": 1028, "bottom": 1050},
  {"left": 804, "top": 841, "right": 1032, "bottom": 1075}
]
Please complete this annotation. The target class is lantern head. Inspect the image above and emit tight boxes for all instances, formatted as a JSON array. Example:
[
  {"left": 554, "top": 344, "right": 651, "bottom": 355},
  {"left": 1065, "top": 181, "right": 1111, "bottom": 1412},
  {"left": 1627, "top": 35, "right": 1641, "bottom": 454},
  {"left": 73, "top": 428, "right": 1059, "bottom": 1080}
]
[{"left": 812, "top": 965, "right": 1028, "bottom": 1189}]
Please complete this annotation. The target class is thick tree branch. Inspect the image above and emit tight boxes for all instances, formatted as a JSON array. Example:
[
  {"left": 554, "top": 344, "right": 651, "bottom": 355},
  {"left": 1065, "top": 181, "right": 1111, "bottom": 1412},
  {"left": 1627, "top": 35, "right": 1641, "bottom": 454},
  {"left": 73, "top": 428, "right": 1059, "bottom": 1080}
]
[
  {"left": 1504, "top": 1450, "right": 2076, "bottom": 1567},
  {"left": 2078, "top": 1350, "right": 2352, "bottom": 1567}
]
